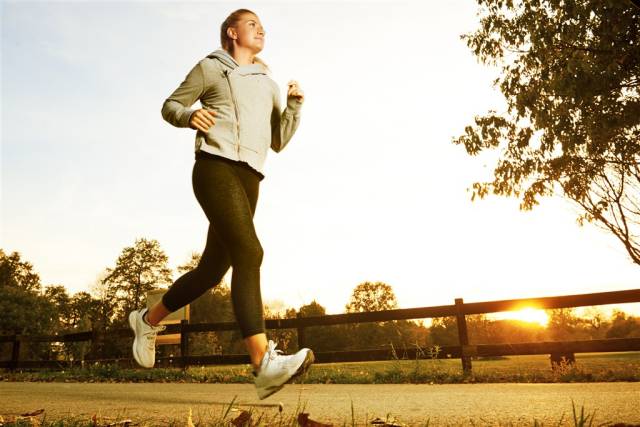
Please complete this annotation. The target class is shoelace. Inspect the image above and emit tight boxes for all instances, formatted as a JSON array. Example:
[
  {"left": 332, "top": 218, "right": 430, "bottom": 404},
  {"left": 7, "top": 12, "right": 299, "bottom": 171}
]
[
  {"left": 266, "top": 340, "right": 284, "bottom": 361},
  {"left": 143, "top": 325, "right": 166, "bottom": 351}
]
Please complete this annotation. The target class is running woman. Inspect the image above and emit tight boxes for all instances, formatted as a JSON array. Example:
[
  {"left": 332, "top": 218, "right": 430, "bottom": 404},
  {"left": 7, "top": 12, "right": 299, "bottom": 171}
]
[{"left": 128, "top": 8, "right": 314, "bottom": 400}]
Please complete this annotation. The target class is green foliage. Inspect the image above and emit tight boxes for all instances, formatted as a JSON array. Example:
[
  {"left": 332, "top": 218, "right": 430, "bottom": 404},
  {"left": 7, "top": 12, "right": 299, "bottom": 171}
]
[
  {"left": 102, "top": 237, "right": 173, "bottom": 325},
  {"left": 297, "top": 299, "right": 347, "bottom": 352},
  {"left": 2, "top": 245, "right": 639, "bottom": 364},
  {"left": 605, "top": 309, "right": 640, "bottom": 338},
  {"left": 5, "top": 352, "right": 638, "bottom": 385},
  {"left": 0, "top": 249, "right": 42, "bottom": 293},
  {"left": 0, "top": 249, "right": 58, "bottom": 360},
  {"left": 345, "top": 281, "right": 398, "bottom": 313},
  {"left": 453, "top": 0, "right": 640, "bottom": 264}
]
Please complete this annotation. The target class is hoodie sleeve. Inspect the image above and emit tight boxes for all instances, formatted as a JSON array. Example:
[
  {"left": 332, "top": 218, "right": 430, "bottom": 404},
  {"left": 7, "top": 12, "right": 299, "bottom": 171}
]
[
  {"left": 161, "top": 61, "right": 206, "bottom": 129},
  {"left": 270, "top": 82, "right": 302, "bottom": 153}
]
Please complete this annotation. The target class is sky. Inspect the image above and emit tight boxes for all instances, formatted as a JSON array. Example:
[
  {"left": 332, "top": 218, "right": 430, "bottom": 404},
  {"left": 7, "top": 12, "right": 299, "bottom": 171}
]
[{"left": 2, "top": 0, "right": 640, "bottom": 323}]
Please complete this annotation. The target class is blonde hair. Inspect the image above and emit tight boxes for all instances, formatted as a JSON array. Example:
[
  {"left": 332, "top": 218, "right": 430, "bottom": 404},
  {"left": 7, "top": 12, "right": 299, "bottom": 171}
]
[{"left": 220, "top": 9, "right": 270, "bottom": 73}]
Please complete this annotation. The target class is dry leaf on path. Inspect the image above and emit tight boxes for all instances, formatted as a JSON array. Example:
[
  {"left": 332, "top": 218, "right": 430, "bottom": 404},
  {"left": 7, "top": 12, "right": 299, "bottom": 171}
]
[{"left": 297, "top": 412, "right": 333, "bottom": 427}]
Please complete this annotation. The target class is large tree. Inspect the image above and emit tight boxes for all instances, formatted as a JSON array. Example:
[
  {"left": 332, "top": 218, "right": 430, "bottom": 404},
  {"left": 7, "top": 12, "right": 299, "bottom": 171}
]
[
  {"left": 343, "top": 281, "right": 429, "bottom": 351},
  {"left": 297, "top": 299, "right": 350, "bottom": 352},
  {"left": 0, "top": 249, "right": 58, "bottom": 359},
  {"left": 103, "top": 237, "right": 173, "bottom": 323},
  {"left": 345, "top": 281, "right": 399, "bottom": 313},
  {"left": 453, "top": 0, "right": 640, "bottom": 263},
  {"left": 0, "top": 249, "right": 55, "bottom": 335}
]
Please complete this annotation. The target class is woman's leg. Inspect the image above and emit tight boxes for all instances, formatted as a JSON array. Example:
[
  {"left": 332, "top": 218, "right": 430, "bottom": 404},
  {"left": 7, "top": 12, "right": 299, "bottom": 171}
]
[
  {"left": 155, "top": 156, "right": 269, "bottom": 368},
  {"left": 146, "top": 222, "right": 232, "bottom": 325},
  {"left": 146, "top": 159, "right": 266, "bottom": 332}
]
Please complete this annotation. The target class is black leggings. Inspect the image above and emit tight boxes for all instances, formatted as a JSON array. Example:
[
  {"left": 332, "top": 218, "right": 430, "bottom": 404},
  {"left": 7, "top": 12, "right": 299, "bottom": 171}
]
[{"left": 161, "top": 152, "right": 266, "bottom": 338}]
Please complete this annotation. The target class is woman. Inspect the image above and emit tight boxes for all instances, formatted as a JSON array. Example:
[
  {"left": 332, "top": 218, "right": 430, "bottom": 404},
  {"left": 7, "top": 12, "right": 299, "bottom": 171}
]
[{"left": 128, "top": 8, "right": 314, "bottom": 400}]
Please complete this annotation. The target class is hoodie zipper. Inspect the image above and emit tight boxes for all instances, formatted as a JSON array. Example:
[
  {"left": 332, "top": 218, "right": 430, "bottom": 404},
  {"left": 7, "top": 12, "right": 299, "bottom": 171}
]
[{"left": 223, "top": 69, "right": 241, "bottom": 155}]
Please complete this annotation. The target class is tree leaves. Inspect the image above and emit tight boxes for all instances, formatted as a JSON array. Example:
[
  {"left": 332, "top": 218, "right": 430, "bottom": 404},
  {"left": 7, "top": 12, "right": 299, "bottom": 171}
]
[
  {"left": 345, "top": 281, "right": 399, "bottom": 314},
  {"left": 453, "top": 0, "right": 640, "bottom": 264}
]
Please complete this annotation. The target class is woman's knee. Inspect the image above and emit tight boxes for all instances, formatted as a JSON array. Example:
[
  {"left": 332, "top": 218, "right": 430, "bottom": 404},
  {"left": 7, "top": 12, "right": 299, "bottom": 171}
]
[{"left": 231, "top": 239, "right": 264, "bottom": 267}]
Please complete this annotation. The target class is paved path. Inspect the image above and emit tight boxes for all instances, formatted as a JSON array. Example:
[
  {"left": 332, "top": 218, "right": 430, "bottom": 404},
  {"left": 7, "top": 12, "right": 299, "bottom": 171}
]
[{"left": 1, "top": 381, "right": 639, "bottom": 425}]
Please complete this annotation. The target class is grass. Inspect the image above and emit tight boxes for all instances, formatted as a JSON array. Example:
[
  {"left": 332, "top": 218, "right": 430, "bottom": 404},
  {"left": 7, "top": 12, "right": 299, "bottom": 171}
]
[
  {"left": 0, "top": 397, "right": 627, "bottom": 426},
  {"left": 2, "top": 350, "right": 638, "bottom": 384},
  {"left": 2, "top": 350, "right": 638, "bottom": 425}
]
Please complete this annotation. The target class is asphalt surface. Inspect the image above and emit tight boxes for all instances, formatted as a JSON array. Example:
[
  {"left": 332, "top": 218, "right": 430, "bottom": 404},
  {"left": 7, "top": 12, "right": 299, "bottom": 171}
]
[{"left": 1, "top": 381, "right": 639, "bottom": 425}]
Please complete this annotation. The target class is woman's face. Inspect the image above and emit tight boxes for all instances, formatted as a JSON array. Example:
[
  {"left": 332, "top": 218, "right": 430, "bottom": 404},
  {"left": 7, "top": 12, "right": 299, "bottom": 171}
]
[{"left": 230, "top": 14, "right": 265, "bottom": 53}]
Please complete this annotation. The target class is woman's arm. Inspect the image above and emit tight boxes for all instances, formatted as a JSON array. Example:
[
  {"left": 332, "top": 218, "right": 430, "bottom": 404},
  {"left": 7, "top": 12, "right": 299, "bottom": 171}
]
[
  {"left": 270, "top": 83, "right": 303, "bottom": 152},
  {"left": 161, "top": 62, "right": 206, "bottom": 129}
]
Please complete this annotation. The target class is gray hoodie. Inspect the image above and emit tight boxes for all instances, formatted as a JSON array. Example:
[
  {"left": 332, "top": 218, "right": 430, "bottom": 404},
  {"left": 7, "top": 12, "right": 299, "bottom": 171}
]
[{"left": 161, "top": 48, "right": 302, "bottom": 176}]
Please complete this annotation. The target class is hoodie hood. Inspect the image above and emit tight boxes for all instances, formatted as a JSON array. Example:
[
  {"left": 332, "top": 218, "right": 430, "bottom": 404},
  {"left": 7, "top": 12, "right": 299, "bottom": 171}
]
[
  {"left": 206, "top": 48, "right": 267, "bottom": 75},
  {"left": 207, "top": 48, "right": 239, "bottom": 70}
]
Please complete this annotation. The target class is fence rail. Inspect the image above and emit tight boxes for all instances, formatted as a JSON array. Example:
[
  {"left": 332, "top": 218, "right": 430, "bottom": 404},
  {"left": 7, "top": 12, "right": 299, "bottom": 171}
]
[{"left": 2, "top": 288, "right": 639, "bottom": 374}]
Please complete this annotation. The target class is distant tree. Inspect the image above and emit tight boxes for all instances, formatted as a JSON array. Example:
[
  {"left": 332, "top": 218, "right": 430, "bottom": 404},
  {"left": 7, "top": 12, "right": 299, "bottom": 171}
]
[
  {"left": 299, "top": 299, "right": 326, "bottom": 317},
  {"left": 453, "top": 0, "right": 640, "bottom": 264},
  {"left": 343, "top": 282, "right": 430, "bottom": 351},
  {"left": 176, "top": 251, "right": 200, "bottom": 274},
  {"left": 86, "top": 270, "right": 125, "bottom": 358},
  {"left": 544, "top": 307, "right": 591, "bottom": 341},
  {"left": 466, "top": 314, "right": 495, "bottom": 344},
  {"left": 103, "top": 237, "right": 173, "bottom": 324},
  {"left": 579, "top": 306, "right": 609, "bottom": 339},
  {"left": 297, "top": 299, "right": 350, "bottom": 352},
  {"left": 428, "top": 316, "right": 459, "bottom": 347},
  {"left": 489, "top": 319, "right": 546, "bottom": 344},
  {"left": 63, "top": 291, "right": 98, "bottom": 361},
  {"left": 0, "top": 249, "right": 57, "bottom": 360},
  {"left": 345, "top": 281, "right": 398, "bottom": 313},
  {"left": 264, "top": 304, "right": 297, "bottom": 354},
  {"left": 0, "top": 248, "right": 41, "bottom": 293},
  {"left": 430, "top": 315, "right": 548, "bottom": 349},
  {"left": 88, "top": 271, "right": 119, "bottom": 327},
  {"left": 606, "top": 309, "right": 640, "bottom": 338},
  {"left": 0, "top": 249, "right": 54, "bottom": 335},
  {"left": 43, "top": 285, "right": 72, "bottom": 329},
  {"left": 68, "top": 291, "right": 99, "bottom": 329}
]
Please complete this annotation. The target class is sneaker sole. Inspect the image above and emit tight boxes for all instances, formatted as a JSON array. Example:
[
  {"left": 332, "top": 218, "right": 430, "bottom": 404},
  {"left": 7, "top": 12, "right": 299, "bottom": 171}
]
[
  {"left": 257, "top": 383, "right": 285, "bottom": 400},
  {"left": 286, "top": 349, "right": 315, "bottom": 384},
  {"left": 257, "top": 350, "right": 315, "bottom": 400}
]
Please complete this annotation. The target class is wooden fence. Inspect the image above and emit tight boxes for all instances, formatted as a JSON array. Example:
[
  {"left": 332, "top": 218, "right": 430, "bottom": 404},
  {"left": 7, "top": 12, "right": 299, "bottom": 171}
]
[{"left": 1, "top": 288, "right": 639, "bottom": 374}]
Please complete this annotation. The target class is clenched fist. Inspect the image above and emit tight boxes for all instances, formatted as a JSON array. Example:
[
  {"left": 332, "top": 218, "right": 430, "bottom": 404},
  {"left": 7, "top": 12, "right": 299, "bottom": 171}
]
[
  {"left": 287, "top": 80, "right": 304, "bottom": 104},
  {"left": 189, "top": 109, "right": 217, "bottom": 132}
]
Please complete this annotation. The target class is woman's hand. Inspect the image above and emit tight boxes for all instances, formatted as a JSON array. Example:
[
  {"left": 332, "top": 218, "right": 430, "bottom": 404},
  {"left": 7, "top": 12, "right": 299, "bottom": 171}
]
[
  {"left": 287, "top": 80, "right": 304, "bottom": 104},
  {"left": 189, "top": 109, "right": 217, "bottom": 132}
]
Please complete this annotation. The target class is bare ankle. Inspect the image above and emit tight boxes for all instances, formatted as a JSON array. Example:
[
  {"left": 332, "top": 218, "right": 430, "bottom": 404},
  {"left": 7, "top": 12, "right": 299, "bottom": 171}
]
[
  {"left": 252, "top": 352, "right": 266, "bottom": 370},
  {"left": 143, "top": 311, "right": 157, "bottom": 327}
]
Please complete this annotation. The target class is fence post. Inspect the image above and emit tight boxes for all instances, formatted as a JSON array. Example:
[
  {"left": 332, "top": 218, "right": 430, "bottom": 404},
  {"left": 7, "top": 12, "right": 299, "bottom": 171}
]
[
  {"left": 454, "top": 298, "right": 473, "bottom": 375},
  {"left": 180, "top": 319, "right": 189, "bottom": 371},
  {"left": 10, "top": 332, "right": 21, "bottom": 372},
  {"left": 296, "top": 312, "right": 306, "bottom": 351}
]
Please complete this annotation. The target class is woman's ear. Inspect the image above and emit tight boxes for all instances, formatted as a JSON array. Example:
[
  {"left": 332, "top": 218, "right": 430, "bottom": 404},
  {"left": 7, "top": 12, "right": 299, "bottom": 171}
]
[{"left": 226, "top": 26, "right": 236, "bottom": 41}]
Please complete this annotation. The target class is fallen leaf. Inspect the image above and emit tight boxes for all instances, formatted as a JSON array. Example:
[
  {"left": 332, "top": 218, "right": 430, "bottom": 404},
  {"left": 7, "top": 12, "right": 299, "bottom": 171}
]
[
  {"left": 20, "top": 409, "right": 45, "bottom": 417},
  {"left": 370, "top": 416, "right": 405, "bottom": 426},
  {"left": 298, "top": 412, "right": 333, "bottom": 427},
  {"left": 231, "top": 410, "right": 251, "bottom": 427}
]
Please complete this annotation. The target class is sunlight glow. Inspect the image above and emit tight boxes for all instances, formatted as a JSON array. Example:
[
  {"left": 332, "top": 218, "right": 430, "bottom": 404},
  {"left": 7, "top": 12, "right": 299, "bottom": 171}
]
[{"left": 495, "top": 308, "right": 549, "bottom": 327}]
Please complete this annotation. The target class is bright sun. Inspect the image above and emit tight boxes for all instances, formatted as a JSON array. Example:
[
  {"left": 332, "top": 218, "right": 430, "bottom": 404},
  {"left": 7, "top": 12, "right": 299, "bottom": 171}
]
[{"left": 496, "top": 308, "right": 549, "bottom": 327}]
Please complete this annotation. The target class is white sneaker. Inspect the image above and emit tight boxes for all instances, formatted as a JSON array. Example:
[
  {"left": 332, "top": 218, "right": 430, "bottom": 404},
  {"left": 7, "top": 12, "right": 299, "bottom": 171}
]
[
  {"left": 128, "top": 307, "right": 166, "bottom": 368},
  {"left": 253, "top": 340, "right": 315, "bottom": 400}
]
